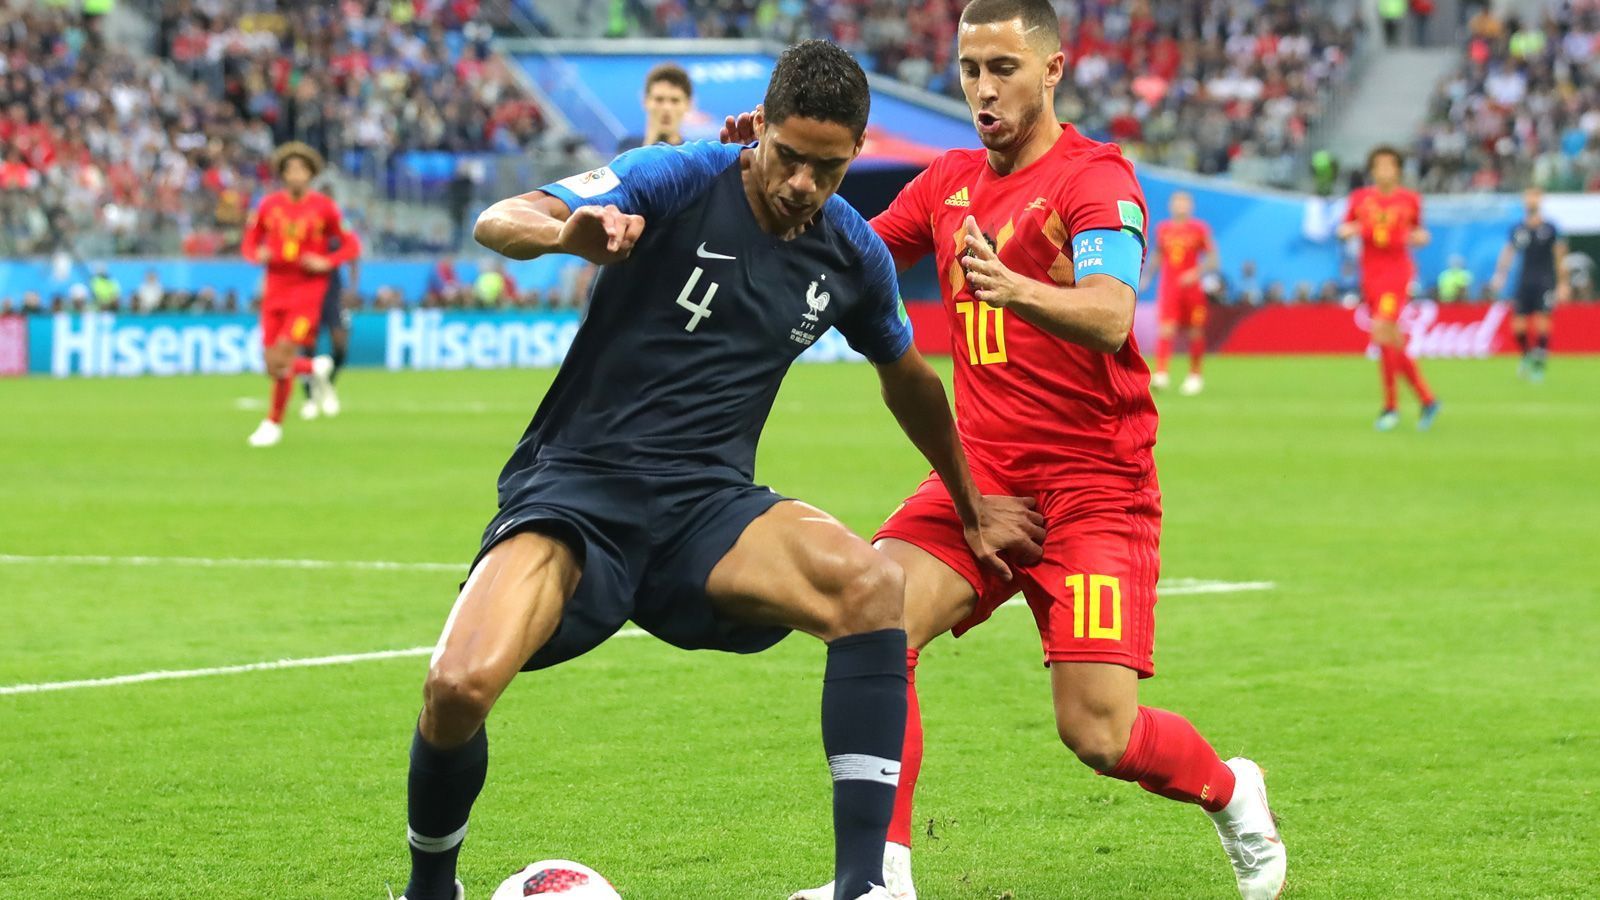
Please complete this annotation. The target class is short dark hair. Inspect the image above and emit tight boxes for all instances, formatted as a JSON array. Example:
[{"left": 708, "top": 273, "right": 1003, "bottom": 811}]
[
  {"left": 1367, "top": 144, "right": 1404, "bottom": 171},
  {"left": 644, "top": 62, "right": 692, "bottom": 99},
  {"left": 762, "top": 40, "right": 870, "bottom": 138},
  {"left": 959, "top": 0, "right": 1062, "bottom": 51}
]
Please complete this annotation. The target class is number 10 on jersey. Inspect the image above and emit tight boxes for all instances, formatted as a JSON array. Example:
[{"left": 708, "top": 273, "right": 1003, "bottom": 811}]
[
  {"left": 956, "top": 300, "right": 1007, "bottom": 365},
  {"left": 676, "top": 266, "right": 720, "bottom": 332}
]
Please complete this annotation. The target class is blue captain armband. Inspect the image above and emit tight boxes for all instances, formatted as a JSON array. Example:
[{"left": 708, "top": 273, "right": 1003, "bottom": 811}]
[{"left": 1071, "top": 228, "right": 1143, "bottom": 291}]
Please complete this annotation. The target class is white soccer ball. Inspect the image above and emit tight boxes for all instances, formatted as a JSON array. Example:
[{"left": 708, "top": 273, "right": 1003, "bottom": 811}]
[{"left": 490, "top": 860, "right": 621, "bottom": 899}]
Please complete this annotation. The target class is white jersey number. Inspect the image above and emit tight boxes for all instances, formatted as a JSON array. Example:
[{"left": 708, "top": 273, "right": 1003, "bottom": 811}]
[{"left": 676, "top": 266, "right": 720, "bottom": 332}]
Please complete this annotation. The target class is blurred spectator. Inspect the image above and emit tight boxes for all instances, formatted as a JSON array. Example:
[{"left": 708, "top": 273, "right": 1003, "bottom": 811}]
[
  {"left": 136, "top": 268, "right": 166, "bottom": 311},
  {"left": 1234, "top": 259, "right": 1263, "bottom": 306},
  {"left": 1417, "top": 1, "right": 1600, "bottom": 192},
  {"left": 1437, "top": 255, "right": 1473, "bottom": 301},
  {"left": 89, "top": 267, "right": 121, "bottom": 310},
  {"left": 474, "top": 260, "right": 519, "bottom": 307}
]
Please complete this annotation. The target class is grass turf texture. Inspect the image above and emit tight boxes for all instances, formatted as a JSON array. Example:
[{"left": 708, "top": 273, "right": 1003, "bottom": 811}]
[{"left": 1, "top": 356, "right": 1596, "bottom": 899}]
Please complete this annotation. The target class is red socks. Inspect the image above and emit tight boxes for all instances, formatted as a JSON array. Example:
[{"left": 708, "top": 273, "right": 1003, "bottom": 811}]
[
  {"left": 1188, "top": 335, "right": 1205, "bottom": 375},
  {"left": 291, "top": 356, "right": 314, "bottom": 376},
  {"left": 268, "top": 377, "right": 292, "bottom": 424},
  {"left": 886, "top": 648, "right": 922, "bottom": 847},
  {"left": 1102, "top": 706, "right": 1235, "bottom": 813},
  {"left": 1155, "top": 336, "right": 1173, "bottom": 376},
  {"left": 1379, "top": 344, "right": 1434, "bottom": 408},
  {"left": 1379, "top": 346, "right": 1400, "bottom": 411}
]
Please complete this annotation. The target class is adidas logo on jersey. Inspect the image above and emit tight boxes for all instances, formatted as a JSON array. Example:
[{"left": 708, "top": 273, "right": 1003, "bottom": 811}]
[{"left": 944, "top": 187, "right": 971, "bottom": 207}]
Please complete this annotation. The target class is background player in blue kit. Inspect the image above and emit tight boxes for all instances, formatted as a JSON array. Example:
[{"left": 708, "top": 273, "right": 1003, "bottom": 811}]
[
  {"left": 397, "top": 41, "right": 1044, "bottom": 900},
  {"left": 300, "top": 233, "right": 354, "bottom": 419},
  {"left": 1491, "top": 187, "right": 1570, "bottom": 382}
]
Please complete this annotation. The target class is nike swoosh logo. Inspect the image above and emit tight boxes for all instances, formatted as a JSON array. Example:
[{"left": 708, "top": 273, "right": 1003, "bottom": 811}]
[
  {"left": 697, "top": 242, "right": 736, "bottom": 260},
  {"left": 880, "top": 767, "right": 900, "bottom": 777}
]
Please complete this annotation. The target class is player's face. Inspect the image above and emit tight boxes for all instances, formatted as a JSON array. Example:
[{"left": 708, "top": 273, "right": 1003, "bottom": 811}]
[
  {"left": 1523, "top": 187, "right": 1544, "bottom": 216},
  {"left": 957, "top": 18, "right": 1064, "bottom": 153},
  {"left": 1170, "top": 192, "right": 1193, "bottom": 219},
  {"left": 281, "top": 157, "right": 313, "bottom": 193},
  {"left": 644, "top": 82, "right": 689, "bottom": 135},
  {"left": 754, "top": 113, "right": 864, "bottom": 228},
  {"left": 1369, "top": 153, "right": 1401, "bottom": 189}
]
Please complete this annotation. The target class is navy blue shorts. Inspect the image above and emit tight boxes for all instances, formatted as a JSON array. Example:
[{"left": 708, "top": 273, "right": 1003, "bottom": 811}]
[
  {"left": 1514, "top": 284, "right": 1554, "bottom": 316},
  {"left": 472, "top": 449, "right": 791, "bottom": 671}
]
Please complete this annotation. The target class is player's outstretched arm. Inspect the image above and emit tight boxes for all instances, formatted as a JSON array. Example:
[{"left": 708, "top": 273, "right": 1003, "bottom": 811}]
[
  {"left": 474, "top": 192, "right": 645, "bottom": 264},
  {"left": 873, "top": 347, "right": 1045, "bottom": 578},
  {"left": 1489, "top": 242, "right": 1516, "bottom": 296},
  {"left": 959, "top": 218, "right": 1134, "bottom": 354}
]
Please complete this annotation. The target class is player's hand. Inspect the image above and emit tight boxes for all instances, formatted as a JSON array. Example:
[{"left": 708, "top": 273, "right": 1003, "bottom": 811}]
[
  {"left": 1556, "top": 284, "right": 1571, "bottom": 305},
  {"left": 1335, "top": 222, "right": 1359, "bottom": 241},
  {"left": 1488, "top": 277, "right": 1504, "bottom": 299},
  {"left": 559, "top": 204, "right": 646, "bottom": 265},
  {"left": 1180, "top": 270, "right": 1200, "bottom": 287},
  {"left": 719, "top": 109, "right": 759, "bottom": 144},
  {"left": 981, "top": 494, "right": 1045, "bottom": 566},
  {"left": 959, "top": 216, "right": 1028, "bottom": 308},
  {"left": 1409, "top": 227, "right": 1431, "bottom": 247},
  {"left": 255, "top": 248, "right": 271, "bottom": 264},
  {"left": 299, "top": 253, "right": 333, "bottom": 273}
]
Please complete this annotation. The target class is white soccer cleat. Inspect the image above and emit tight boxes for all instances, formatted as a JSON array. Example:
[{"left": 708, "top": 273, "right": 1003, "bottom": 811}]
[
  {"left": 391, "top": 880, "right": 464, "bottom": 900},
  {"left": 1209, "top": 758, "right": 1286, "bottom": 900},
  {"left": 789, "top": 842, "right": 916, "bottom": 900},
  {"left": 1150, "top": 371, "right": 1171, "bottom": 391},
  {"left": 299, "top": 397, "right": 321, "bottom": 420},
  {"left": 854, "top": 887, "right": 893, "bottom": 900},
  {"left": 246, "top": 419, "right": 282, "bottom": 447},
  {"left": 1181, "top": 373, "right": 1204, "bottom": 396},
  {"left": 308, "top": 354, "right": 335, "bottom": 412}
]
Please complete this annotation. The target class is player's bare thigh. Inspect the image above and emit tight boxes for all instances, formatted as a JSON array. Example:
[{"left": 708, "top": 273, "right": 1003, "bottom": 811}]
[
  {"left": 264, "top": 338, "right": 299, "bottom": 378},
  {"left": 874, "top": 537, "right": 979, "bottom": 650},
  {"left": 422, "top": 531, "right": 582, "bottom": 747},
  {"left": 1051, "top": 661, "right": 1139, "bottom": 771},
  {"left": 705, "top": 500, "right": 903, "bottom": 641}
]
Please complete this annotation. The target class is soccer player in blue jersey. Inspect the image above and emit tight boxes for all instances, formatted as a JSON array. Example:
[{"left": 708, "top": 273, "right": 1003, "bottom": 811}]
[{"left": 397, "top": 41, "right": 1043, "bottom": 900}]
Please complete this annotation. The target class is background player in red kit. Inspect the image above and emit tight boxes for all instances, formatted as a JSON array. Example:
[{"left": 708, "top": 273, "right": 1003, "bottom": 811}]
[
  {"left": 1144, "top": 190, "right": 1217, "bottom": 395},
  {"left": 771, "top": 2, "right": 1286, "bottom": 898},
  {"left": 1338, "top": 146, "right": 1439, "bottom": 432},
  {"left": 240, "top": 143, "right": 362, "bottom": 447}
]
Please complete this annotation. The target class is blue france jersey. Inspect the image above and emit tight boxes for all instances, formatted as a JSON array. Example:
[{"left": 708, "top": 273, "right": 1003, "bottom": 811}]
[{"left": 501, "top": 141, "right": 912, "bottom": 486}]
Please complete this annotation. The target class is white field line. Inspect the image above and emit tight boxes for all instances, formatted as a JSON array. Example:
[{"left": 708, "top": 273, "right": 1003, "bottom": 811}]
[
  {"left": 0, "top": 554, "right": 461, "bottom": 573},
  {"left": 0, "top": 562, "right": 1273, "bottom": 697}
]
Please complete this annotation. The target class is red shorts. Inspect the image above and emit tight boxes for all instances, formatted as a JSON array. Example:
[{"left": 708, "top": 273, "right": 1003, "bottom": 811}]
[
  {"left": 260, "top": 303, "right": 321, "bottom": 349},
  {"left": 1362, "top": 275, "right": 1410, "bottom": 321},
  {"left": 1159, "top": 284, "right": 1208, "bottom": 328},
  {"left": 877, "top": 467, "right": 1161, "bottom": 677}
]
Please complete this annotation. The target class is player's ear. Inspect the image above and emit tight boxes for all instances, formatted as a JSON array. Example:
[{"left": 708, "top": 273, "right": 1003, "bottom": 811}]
[
  {"left": 851, "top": 127, "right": 866, "bottom": 158},
  {"left": 1042, "top": 50, "right": 1066, "bottom": 91},
  {"left": 752, "top": 104, "right": 766, "bottom": 135}
]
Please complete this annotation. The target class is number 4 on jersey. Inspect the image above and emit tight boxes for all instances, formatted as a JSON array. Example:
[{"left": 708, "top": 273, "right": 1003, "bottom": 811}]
[{"left": 676, "top": 266, "right": 720, "bottom": 332}]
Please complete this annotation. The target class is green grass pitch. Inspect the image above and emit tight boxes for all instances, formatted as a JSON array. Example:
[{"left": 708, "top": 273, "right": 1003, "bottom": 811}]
[{"left": 1, "top": 356, "right": 1596, "bottom": 898}]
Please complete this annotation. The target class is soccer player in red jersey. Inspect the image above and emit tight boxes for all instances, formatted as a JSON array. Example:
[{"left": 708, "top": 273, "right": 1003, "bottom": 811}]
[
  {"left": 767, "top": 2, "right": 1286, "bottom": 898},
  {"left": 1337, "top": 146, "right": 1440, "bottom": 432},
  {"left": 1144, "top": 190, "right": 1217, "bottom": 395},
  {"left": 240, "top": 143, "right": 362, "bottom": 447}
]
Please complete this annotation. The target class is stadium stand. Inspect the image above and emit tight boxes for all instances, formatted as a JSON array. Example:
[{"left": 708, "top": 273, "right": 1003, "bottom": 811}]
[
  {"left": 602, "top": 0, "right": 1364, "bottom": 183},
  {"left": 1415, "top": 0, "right": 1600, "bottom": 192},
  {"left": 0, "top": 0, "right": 553, "bottom": 259}
]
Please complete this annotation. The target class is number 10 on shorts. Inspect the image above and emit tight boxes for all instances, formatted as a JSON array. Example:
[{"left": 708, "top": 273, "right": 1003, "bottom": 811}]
[{"left": 1066, "top": 574, "right": 1122, "bottom": 640}]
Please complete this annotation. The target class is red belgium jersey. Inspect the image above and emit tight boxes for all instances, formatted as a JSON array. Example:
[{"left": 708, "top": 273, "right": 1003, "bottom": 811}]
[
  {"left": 1154, "top": 218, "right": 1211, "bottom": 296},
  {"left": 241, "top": 189, "right": 361, "bottom": 310},
  {"left": 872, "top": 125, "right": 1157, "bottom": 488},
  {"left": 1345, "top": 186, "right": 1421, "bottom": 293}
]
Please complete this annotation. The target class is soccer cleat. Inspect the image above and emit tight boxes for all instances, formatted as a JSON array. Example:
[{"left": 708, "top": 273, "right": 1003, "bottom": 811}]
[
  {"left": 246, "top": 419, "right": 282, "bottom": 447},
  {"left": 1180, "top": 373, "right": 1204, "bottom": 396},
  {"left": 391, "top": 880, "right": 463, "bottom": 900},
  {"left": 299, "top": 398, "right": 321, "bottom": 421},
  {"left": 1151, "top": 371, "right": 1171, "bottom": 391},
  {"left": 854, "top": 887, "right": 893, "bottom": 900},
  {"left": 1418, "top": 400, "right": 1441, "bottom": 431},
  {"left": 788, "top": 843, "right": 916, "bottom": 900},
  {"left": 1374, "top": 409, "right": 1399, "bottom": 432},
  {"left": 1517, "top": 356, "right": 1531, "bottom": 379},
  {"left": 1209, "top": 758, "right": 1286, "bottom": 900}
]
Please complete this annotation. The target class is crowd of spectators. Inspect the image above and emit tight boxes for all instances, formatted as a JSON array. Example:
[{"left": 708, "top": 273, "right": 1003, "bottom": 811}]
[
  {"left": 0, "top": 0, "right": 549, "bottom": 258},
  {"left": 1415, "top": 0, "right": 1600, "bottom": 192},
  {"left": 606, "top": 0, "right": 1364, "bottom": 187}
]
